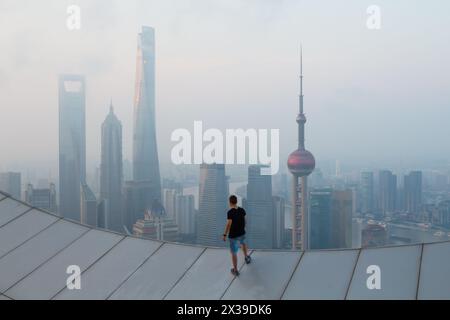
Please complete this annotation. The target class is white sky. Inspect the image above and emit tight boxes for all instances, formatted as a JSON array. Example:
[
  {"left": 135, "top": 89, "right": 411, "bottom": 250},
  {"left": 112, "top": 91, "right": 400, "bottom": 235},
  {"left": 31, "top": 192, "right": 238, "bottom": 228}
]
[{"left": 1, "top": 0, "right": 449, "bottom": 179}]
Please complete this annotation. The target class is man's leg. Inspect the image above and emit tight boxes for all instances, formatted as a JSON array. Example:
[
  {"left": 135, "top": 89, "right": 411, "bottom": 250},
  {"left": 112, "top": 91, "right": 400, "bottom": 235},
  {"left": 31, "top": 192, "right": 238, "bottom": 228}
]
[
  {"left": 241, "top": 237, "right": 251, "bottom": 264},
  {"left": 229, "top": 239, "right": 239, "bottom": 275},
  {"left": 231, "top": 252, "right": 238, "bottom": 271},
  {"left": 241, "top": 243, "right": 249, "bottom": 258}
]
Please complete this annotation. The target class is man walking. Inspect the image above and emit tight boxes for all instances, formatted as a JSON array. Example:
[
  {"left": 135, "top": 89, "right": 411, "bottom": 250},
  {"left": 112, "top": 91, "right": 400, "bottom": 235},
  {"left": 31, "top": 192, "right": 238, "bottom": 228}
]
[{"left": 223, "top": 195, "right": 251, "bottom": 276}]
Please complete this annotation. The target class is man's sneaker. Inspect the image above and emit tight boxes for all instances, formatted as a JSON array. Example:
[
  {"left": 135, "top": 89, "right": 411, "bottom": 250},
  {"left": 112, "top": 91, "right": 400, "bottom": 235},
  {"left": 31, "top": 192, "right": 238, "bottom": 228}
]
[
  {"left": 245, "top": 255, "right": 252, "bottom": 264},
  {"left": 231, "top": 268, "right": 240, "bottom": 276}
]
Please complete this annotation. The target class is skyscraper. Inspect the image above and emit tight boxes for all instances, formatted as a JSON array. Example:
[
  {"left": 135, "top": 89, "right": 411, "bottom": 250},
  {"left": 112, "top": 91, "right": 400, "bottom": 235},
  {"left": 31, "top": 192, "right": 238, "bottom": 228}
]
[
  {"left": 197, "top": 164, "right": 228, "bottom": 247},
  {"left": 309, "top": 188, "right": 353, "bottom": 250},
  {"left": 132, "top": 26, "right": 161, "bottom": 204},
  {"left": 164, "top": 188, "right": 180, "bottom": 221},
  {"left": 123, "top": 180, "right": 156, "bottom": 230},
  {"left": 97, "top": 199, "right": 107, "bottom": 229},
  {"left": 81, "top": 184, "right": 97, "bottom": 227},
  {"left": 287, "top": 48, "right": 316, "bottom": 250},
  {"left": 25, "top": 183, "right": 57, "bottom": 213},
  {"left": 309, "top": 188, "right": 332, "bottom": 249},
  {"left": 378, "top": 170, "right": 397, "bottom": 216},
  {"left": 58, "top": 74, "right": 86, "bottom": 221},
  {"left": 331, "top": 190, "right": 353, "bottom": 249},
  {"left": 246, "top": 165, "right": 273, "bottom": 249},
  {"left": 0, "top": 172, "right": 21, "bottom": 199},
  {"left": 404, "top": 171, "right": 423, "bottom": 216},
  {"left": 360, "top": 171, "right": 374, "bottom": 216},
  {"left": 176, "top": 194, "right": 196, "bottom": 242},
  {"left": 100, "top": 103, "right": 123, "bottom": 232}
]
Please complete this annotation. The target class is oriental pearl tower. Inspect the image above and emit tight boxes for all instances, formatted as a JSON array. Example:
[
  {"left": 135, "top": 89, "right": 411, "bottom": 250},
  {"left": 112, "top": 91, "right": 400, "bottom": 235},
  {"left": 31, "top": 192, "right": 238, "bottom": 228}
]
[{"left": 287, "top": 47, "right": 315, "bottom": 250}]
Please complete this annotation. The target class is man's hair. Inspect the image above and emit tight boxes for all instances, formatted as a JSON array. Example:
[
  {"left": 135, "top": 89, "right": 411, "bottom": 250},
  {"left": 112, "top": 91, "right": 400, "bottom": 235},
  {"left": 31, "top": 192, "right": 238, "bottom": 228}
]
[{"left": 229, "top": 195, "right": 237, "bottom": 205}]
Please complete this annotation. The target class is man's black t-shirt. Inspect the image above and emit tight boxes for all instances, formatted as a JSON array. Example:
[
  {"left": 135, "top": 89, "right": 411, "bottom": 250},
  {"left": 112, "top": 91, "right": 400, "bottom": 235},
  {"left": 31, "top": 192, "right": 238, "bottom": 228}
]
[{"left": 227, "top": 207, "right": 246, "bottom": 239}]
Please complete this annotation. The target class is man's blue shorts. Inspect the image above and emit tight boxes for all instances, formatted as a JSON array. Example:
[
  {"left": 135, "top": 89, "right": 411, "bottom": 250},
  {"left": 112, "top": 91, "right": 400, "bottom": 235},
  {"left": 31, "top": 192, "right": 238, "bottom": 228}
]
[{"left": 229, "top": 235, "right": 246, "bottom": 254}]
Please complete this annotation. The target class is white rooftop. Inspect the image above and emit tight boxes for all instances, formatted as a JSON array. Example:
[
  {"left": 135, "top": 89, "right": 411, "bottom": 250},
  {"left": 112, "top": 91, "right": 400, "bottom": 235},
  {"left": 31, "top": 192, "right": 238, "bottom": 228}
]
[{"left": 0, "top": 191, "right": 449, "bottom": 300}]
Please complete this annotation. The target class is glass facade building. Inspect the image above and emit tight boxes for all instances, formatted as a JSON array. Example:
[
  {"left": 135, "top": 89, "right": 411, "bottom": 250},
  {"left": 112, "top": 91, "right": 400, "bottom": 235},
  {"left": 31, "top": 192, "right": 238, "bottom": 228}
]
[{"left": 58, "top": 74, "right": 86, "bottom": 222}]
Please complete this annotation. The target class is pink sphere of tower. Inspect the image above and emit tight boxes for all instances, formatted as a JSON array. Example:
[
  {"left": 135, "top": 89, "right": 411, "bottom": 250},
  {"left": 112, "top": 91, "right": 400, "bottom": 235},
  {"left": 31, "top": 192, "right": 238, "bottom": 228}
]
[{"left": 287, "top": 149, "right": 315, "bottom": 177}]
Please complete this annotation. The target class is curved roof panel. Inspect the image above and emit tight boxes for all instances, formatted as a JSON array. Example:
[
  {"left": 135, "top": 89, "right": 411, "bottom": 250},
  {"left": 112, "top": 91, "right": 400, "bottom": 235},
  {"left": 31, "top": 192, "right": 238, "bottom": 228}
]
[{"left": 0, "top": 191, "right": 449, "bottom": 300}]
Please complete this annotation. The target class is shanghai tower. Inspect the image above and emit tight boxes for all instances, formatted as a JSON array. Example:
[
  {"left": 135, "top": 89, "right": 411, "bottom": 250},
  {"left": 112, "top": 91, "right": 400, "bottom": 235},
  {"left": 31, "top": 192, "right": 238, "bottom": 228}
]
[
  {"left": 287, "top": 48, "right": 315, "bottom": 250},
  {"left": 132, "top": 26, "right": 161, "bottom": 204}
]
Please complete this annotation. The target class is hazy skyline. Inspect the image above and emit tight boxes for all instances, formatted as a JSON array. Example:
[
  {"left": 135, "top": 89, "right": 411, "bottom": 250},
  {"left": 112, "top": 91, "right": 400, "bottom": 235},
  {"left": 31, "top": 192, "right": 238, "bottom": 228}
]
[{"left": 1, "top": 0, "right": 450, "bottom": 178}]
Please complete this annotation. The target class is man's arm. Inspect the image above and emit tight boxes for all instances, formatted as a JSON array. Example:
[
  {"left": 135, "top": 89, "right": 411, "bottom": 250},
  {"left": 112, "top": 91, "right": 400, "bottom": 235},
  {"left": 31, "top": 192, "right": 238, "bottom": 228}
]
[{"left": 223, "top": 219, "right": 232, "bottom": 241}]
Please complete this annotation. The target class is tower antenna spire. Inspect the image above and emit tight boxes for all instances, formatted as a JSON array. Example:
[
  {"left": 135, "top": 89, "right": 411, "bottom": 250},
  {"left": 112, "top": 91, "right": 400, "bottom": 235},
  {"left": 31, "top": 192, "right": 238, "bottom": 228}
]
[
  {"left": 297, "top": 44, "right": 306, "bottom": 150},
  {"left": 299, "top": 45, "right": 303, "bottom": 114}
]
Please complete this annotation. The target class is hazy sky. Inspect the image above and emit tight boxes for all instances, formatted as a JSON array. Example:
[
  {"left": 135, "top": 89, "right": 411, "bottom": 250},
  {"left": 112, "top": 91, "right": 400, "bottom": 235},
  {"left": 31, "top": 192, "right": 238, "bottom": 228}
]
[{"left": 1, "top": 0, "right": 450, "bottom": 179}]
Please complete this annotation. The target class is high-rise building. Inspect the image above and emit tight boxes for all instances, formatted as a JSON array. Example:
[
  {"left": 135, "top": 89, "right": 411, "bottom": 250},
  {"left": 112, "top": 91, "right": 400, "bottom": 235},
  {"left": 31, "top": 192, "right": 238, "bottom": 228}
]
[
  {"left": 25, "top": 183, "right": 57, "bottom": 213},
  {"left": 331, "top": 190, "right": 353, "bottom": 249},
  {"left": 97, "top": 199, "right": 107, "bottom": 229},
  {"left": 81, "top": 184, "right": 97, "bottom": 227},
  {"left": 164, "top": 188, "right": 180, "bottom": 221},
  {"left": 378, "top": 170, "right": 397, "bottom": 216},
  {"left": 287, "top": 48, "right": 316, "bottom": 250},
  {"left": 309, "top": 188, "right": 333, "bottom": 249},
  {"left": 197, "top": 164, "right": 228, "bottom": 247},
  {"left": 58, "top": 74, "right": 86, "bottom": 221},
  {"left": 99, "top": 103, "right": 123, "bottom": 232},
  {"left": 0, "top": 172, "right": 21, "bottom": 199},
  {"left": 433, "top": 200, "right": 450, "bottom": 228},
  {"left": 309, "top": 188, "right": 353, "bottom": 250},
  {"left": 272, "top": 196, "right": 285, "bottom": 249},
  {"left": 404, "top": 171, "right": 422, "bottom": 216},
  {"left": 273, "top": 173, "right": 288, "bottom": 199},
  {"left": 176, "top": 194, "right": 196, "bottom": 240},
  {"left": 133, "top": 200, "right": 178, "bottom": 242},
  {"left": 132, "top": 26, "right": 161, "bottom": 205},
  {"left": 123, "top": 180, "right": 158, "bottom": 230},
  {"left": 360, "top": 171, "right": 374, "bottom": 216},
  {"left": 246, "top": 165, "right": 273, "bottom": 249},
  {"left": 133, "top": 214, "right": 179, "bottom": 242}
]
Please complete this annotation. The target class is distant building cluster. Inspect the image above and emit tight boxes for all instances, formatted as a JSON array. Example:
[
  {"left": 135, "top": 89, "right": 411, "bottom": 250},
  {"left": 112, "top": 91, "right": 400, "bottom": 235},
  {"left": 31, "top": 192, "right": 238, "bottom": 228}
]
[{"left": 358, "top": 170, "right": 424, "bottom": 219}]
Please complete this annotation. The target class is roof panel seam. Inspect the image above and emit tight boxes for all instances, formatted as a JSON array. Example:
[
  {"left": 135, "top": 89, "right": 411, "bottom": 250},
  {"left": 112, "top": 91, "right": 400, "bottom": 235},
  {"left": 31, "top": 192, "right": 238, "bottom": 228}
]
[
  {"left": 3, "top": 227, "right": 91, "bottom": 293},
  {"left": 162, "top": 247, "right": 207, "bottom": 300},
  {"left": 0, "top": 207, "right": 34, "bottom": 229},
  {"left": 50, "top": 234, "right": 126, "bottom": 300},
  {"left": 105, "top": 241, "right": 165, "bottom": 300},
  {"left": 344, "top": 248, "right": 362, "bottom": 300},
  {"left": 219, "top": 250, "right": 255, "bottom": 300},
  {"left": 1, "top": 293, "right": 13, "bottom": 300},
  {"left": 415, "top": 244, "right": 424, "bottom": 300},
  {"left": 0, "top": 217, "right": 62, "bottom": 261},
  {"left": 279, "top": 251, "right": 305, "bottom": 300}
]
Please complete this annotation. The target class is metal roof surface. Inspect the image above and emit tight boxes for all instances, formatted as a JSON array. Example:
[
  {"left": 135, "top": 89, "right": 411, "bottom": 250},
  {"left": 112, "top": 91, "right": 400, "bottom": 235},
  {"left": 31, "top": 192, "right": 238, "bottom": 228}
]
[{"left": 0, "top": 191, "right": 449, "bottom": 300}]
